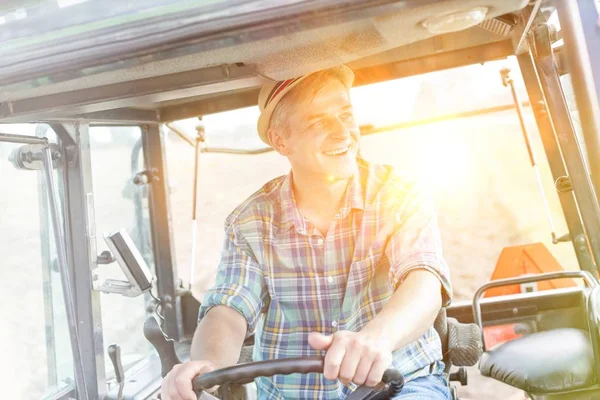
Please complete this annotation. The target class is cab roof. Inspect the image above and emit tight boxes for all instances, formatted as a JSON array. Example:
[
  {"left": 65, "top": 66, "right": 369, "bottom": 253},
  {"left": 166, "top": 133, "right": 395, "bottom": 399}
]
[{"left": 0, "top": 0, "right": 532, "bottom": 123}]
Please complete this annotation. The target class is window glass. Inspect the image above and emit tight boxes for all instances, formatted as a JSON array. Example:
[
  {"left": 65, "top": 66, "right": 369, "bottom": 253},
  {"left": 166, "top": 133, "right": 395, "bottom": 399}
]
[
  {"left": 88, "top": 126, "right": 156, "bottom": 381},
  {"left": 165, "top": 124, "right": 288, "bottom": 297},
  {"left": 355, "top": 59, "right": 577, "bottom": 299},
  {"left": 167, "top": 58, "right": 577, "bottom": 304},
  {"left": 0, "top": 123, "right": 75, "bottom": 399}
]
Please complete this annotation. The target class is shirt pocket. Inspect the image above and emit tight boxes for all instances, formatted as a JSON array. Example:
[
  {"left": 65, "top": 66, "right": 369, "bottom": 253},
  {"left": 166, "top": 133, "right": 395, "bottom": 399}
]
[
  {"left": 342, "top": 252, "right": 394, "bottom": 329},
  {"left": 345, "top": 247, "right": 390, "bottom": 296},
  {"left": 265, "top": 264, "right": 325, "bottom": 308}
]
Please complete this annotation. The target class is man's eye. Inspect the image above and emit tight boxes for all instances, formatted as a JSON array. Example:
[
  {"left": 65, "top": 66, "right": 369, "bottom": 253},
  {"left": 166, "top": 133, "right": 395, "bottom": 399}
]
[{"left": 341, "top": 112, "right": 354, "bottom": 120}]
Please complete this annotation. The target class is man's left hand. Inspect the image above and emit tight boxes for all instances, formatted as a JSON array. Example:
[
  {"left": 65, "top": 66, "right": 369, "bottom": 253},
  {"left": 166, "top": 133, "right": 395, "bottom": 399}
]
[{"left": 308, "top": 330, "right": 393, "bottom": 386}]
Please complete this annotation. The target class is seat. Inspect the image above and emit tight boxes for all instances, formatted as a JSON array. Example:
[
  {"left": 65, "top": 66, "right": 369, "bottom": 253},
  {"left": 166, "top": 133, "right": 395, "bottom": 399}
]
[
  {"left": 434, "top": 308, "right": 483, "bottom": 371},
  {"left": 477, "top": 282, "right": 600, "bottom": 399},
  {"left": 479, "top": 328, "right": 596, "bottom": 394}
]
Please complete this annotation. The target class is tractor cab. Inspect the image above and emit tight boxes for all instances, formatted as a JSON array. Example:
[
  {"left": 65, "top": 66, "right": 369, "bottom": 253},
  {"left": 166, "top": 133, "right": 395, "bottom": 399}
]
[{"left": 1, "top": 0, "right": 600, "bottom": 399}]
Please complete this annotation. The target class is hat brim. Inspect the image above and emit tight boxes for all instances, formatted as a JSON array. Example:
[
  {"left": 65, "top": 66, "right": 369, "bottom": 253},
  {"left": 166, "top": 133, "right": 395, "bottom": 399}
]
[{"left": 257, "top": 65, "right": 354, "bottom": 146}]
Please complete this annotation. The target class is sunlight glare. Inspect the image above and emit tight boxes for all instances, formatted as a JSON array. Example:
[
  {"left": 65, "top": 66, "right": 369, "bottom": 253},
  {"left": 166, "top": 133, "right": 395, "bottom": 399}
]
[{"left": 416, "top": 131, "right": 470, "bottom": 191}]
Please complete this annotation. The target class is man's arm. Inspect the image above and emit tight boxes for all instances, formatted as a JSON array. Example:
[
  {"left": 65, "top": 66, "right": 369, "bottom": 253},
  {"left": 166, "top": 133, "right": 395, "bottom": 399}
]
[
  {"left": 161, "top": 306, "right": 247, "bottom": 400},
  {"left": 191, "top": 305, "right": 248, "bottom": 367},
  {"left": 360, "top": 269, "right": 442, "bottom": 351},
  {"left": 308, "top": 270, "right": 442, "bottom": 387},
  {"left": 162, "top": 218, "right": 266, "bottom": 400}
]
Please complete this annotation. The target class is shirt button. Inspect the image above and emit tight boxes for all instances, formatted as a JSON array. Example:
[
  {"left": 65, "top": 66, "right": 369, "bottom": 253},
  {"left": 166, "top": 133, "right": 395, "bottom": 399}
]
[
  {"left": 331, "top": 320, "right": 338, "bottom": 328},
  {"left": 317, "top": 238, "right": 324, "bottom": 245},
  {"left": 327, "top": 276, "right": 334, "bottom": 284}
]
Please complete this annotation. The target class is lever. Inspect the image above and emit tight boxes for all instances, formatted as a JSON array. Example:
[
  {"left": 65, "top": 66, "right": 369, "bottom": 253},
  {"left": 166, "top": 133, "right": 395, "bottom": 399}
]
[
  {"left": 108, "top": 344, "right": 125, "bottom": 400},
  {"left": 143, "top": 316, "right": 182, "bottom": 377},
  {"left": 449, "top": 367, "right": 468, "bottom": 386}
]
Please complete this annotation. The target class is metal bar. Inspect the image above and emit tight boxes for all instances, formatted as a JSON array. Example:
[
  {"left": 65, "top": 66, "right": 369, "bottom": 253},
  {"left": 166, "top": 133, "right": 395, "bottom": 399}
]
[
  {"left": 16, "top": 108, "right": 161, "bottom": 125},
  {"left": 556, "top": 0, "right": 600, "bottom": 203},
  {"left": 202, "top": 147, "right": 274, "bottom": 155},
  {"left": 130, "top": 137, "right": 153, "bottom": 263},
  {"left": 363, "top": 103, "right": 528, "bottom": 136},
  {"left": 531, "top": 24, "right": 600, "bottom": 270},
  {"left": 190, "top": 135, "right": 202, "bottom": 289},
  {"left": 160, "top": 88, "right": 261, "bottom": 123},
  {"left": 0, "top": 39, "right": 514, "bottom": 124},
  {"left": 0, "top": 64, "right": 260, "bottom": 122},
  {"left": 449, "top": 286, "right": 584, "bottom": 324},
  {"left": 0, "top": 132, "right": 48, "bottom": 145},
  {"left": 159, "top": 40, "right": 515, "bottom": 121},
  {"left": 575, "top": 0, "right": 600, "bottom": 108},
  {"left": 502, "top": 68, "right": 558, "bottom": 241},
  {"left": 472, "top": 270, "right": 597, "bottom": 350},
  {"left": 142, "top": 124, "right": 182, "bottom": 340},
  {"left": 45, "top": 385, "right": 77, "bottom": 400},
  {"left": 517, "top": 52, "right": 595, "bottom": 273},
  {"left": 53, "top": 122, "right": 107, "bottom": 399},
  {"left": 36, "top": 124, "right": 58, "bottom": 386},
  {"left": 42, "top": 144, "right": 89, "bottom": 400},
  {"left": 514, "top": 0, "right": 543, "bottom": 54},
  {"left": 77, "top": 108, "right": 160, "bottom": 125},
  {"left": 165, "top": 123, "right": 195, "bottom": 147}
]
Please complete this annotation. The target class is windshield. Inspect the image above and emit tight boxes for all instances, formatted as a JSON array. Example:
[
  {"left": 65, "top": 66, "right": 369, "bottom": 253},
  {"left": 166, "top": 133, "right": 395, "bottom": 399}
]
[{"left": 166, "top": 58, "right": 579, "bottom": 301}]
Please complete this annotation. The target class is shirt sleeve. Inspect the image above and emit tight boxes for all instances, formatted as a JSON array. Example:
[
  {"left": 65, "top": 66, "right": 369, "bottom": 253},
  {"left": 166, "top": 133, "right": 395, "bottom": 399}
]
[
  {"left": 198, "top": 221, "right": 268, "bottom": 338},
  {"left": 385, "top": 183, "right": 453, "bottom": 307}
]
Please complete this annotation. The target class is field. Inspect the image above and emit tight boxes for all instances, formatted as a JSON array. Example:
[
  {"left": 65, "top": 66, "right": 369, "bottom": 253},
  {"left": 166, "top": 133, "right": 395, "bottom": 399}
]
[{"left": 0, "top": 108, "right": 577, "bottom": 399}]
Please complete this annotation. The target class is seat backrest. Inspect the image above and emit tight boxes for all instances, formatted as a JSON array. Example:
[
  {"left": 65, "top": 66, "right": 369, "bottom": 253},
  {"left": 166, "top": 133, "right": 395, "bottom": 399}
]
[
  {"left": 434, "top": 308, "right": 483, "bottom": 371},
  {"left": 434, "top": 308, "right": 450, "bottom": 356}
]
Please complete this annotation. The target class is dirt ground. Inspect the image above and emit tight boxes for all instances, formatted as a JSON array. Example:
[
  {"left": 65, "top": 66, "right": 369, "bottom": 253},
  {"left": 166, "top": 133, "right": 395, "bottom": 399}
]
[{"left": 0, "top": 109, "right": 577, "bottom": 399}]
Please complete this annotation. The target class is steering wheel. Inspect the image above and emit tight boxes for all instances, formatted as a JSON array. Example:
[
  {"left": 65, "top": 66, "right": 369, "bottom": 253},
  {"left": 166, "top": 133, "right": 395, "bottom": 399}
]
[
  {"left": 192, "top": 355, "right": 404, "bottom": 399},
  {"left": 144, "top": 317, "right": 404, "bottom": 400}
]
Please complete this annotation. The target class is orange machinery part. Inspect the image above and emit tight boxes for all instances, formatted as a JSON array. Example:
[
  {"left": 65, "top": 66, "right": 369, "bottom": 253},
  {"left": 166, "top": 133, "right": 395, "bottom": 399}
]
[
  {"left": 484, "top": 242, "right": 576, "bottom": 298},
  {"left": 482, "top": 243, "right": 577, "bottom": 349}
]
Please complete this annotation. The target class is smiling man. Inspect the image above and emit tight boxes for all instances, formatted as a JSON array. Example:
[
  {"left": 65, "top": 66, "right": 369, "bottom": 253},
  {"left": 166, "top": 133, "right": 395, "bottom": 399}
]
[{"left": 161, "top": 65, "right": 452, "bottom": 400}]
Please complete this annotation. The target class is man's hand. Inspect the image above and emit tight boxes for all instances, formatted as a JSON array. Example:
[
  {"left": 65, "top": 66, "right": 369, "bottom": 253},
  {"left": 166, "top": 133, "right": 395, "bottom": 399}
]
[
  {"left": 161, "top": 360, "right": 217, "bottom": 400},
  {"left": 308, "top": 331, "right": 393, "bottom": 387}
]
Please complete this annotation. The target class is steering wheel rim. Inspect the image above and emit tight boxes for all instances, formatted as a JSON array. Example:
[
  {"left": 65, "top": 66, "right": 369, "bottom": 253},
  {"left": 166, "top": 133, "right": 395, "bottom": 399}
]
[{"left": 192, "top": 355, "right": 404, "bottom": 392}]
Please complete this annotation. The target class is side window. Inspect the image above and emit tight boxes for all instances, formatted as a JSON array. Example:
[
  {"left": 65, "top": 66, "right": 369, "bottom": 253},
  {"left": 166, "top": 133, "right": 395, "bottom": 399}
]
[
  {"left": 355, "top": 60, "right": 578, "bottom": 300},
  {"left": 165, "top": 113, "right": 288, "bottom": 298},
  {"left": 0, "top": 124, "right": 75, "bottom": 399},
  {"left": 88, "top": 126, "right": 156, "bottom": 379},
  {"left": 547, "top": 10, "right": 589, "bottom": 171}
]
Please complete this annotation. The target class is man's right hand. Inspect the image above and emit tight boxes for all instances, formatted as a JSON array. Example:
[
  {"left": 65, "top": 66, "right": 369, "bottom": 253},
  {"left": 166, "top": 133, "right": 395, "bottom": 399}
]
[{"left": 160, "top": 360, "right": 218, "bottom": 400}]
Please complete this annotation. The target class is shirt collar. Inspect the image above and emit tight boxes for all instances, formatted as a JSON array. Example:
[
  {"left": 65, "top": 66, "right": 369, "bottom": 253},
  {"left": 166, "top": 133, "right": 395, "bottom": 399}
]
[
  {"left": 278, "top": 168, "right": 364, "bottom": 234},
  {"left": 278, "top": 172, "right": 306, "bottom": 234},
  {"left": 340, "top": 169, "right": 365, "bottom": 218}
]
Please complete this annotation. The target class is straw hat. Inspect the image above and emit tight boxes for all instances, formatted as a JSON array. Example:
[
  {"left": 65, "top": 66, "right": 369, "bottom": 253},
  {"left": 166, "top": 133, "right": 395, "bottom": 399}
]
[{"left": 256, "top": 65, "right": 354, "bottom": 146}]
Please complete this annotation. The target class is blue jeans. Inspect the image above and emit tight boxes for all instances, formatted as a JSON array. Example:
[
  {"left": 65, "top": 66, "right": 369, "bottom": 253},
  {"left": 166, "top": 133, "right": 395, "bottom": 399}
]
[{"left": 392, "top": 374, "right": 452, "bottom": 399}]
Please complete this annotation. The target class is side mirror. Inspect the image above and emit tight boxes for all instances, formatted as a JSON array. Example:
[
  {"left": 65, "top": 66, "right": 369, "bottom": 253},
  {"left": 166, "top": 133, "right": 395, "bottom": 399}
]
[{"left": 94, "top": 229, "right": 153, "bottom": 297}]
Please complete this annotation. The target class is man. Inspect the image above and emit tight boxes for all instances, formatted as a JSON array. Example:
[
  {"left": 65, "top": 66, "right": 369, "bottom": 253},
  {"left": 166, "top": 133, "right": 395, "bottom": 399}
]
[{"left": 162, "top": 65, "right": 452, "bottom": 400}]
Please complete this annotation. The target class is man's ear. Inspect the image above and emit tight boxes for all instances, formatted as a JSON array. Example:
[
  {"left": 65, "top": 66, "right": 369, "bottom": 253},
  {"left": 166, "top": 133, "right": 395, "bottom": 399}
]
[{"left": 268, "top": 127, "right": 289, "bottom": 155}]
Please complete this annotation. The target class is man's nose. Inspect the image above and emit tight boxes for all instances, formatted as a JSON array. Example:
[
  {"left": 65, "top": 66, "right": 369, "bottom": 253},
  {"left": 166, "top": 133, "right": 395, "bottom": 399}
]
[{"left": 330, "top": 117, "right": 351, "bottom": 140}]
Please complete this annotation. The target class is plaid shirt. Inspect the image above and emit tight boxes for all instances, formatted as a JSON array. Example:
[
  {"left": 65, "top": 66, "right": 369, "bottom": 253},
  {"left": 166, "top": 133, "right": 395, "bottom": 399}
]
[{"left": 199, "top": 158, "right": 452, "bottom": 399}]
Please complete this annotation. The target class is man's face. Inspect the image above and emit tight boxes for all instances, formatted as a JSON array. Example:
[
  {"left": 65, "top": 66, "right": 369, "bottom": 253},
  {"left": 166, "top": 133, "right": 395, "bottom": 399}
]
[{"left": 275, "top": 80, "right": 360, "bottom": 180}]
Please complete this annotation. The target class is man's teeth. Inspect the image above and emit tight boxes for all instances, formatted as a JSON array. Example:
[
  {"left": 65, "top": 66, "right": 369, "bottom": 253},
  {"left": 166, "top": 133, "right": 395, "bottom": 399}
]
[{"left": 324, "top": 147, "right": 349, "bottom": 156}]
